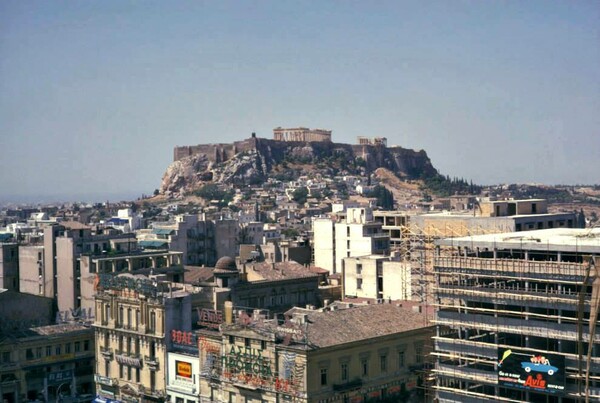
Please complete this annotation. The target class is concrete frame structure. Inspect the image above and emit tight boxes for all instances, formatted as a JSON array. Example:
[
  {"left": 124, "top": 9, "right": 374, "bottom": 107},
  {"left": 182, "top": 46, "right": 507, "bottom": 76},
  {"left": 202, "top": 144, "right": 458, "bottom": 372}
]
[{"left": 432, "top": 228, "right": 600, "bottom": 402}]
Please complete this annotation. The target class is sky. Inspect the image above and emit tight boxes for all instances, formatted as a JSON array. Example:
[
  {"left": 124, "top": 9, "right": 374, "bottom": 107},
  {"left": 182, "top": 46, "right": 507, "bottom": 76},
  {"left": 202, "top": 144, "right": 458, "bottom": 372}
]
[{"left": 1, "top": 1, "right": 599, "bottom": 203}]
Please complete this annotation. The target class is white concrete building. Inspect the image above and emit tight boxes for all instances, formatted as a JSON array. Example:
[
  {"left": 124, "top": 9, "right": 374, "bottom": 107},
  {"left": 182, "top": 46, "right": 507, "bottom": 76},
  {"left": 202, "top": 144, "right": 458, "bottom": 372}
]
[
  {"left": 313, "top": 207, "right": 390, "bottom": 274},
  {"left": 342, "top": 255, "right": 411, "bottom": 301}
]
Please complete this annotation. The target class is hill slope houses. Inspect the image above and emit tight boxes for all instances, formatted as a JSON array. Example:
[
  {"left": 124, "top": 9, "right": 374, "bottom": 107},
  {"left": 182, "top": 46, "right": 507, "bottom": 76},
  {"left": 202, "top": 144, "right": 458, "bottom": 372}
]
[{"left": 160, "top": 133, "right": 438, "bottom": 197}]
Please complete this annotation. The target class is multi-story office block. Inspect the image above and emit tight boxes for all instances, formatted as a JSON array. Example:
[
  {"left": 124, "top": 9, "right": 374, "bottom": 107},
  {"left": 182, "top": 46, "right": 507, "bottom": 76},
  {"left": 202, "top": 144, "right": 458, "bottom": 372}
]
[{"left": 433, "top": 228, "right": 600, "bottom": 402}]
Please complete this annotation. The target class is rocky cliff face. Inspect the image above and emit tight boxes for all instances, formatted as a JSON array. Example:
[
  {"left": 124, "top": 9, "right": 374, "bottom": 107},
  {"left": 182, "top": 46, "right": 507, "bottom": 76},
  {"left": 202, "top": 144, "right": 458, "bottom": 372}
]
[{"left": 160, "top": 138, "right": 438, "bottom": 197}]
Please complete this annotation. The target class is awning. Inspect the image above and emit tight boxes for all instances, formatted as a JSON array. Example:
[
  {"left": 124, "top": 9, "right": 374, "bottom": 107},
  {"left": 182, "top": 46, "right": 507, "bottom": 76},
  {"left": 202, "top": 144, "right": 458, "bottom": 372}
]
[
  {"left": 138, "top": 240, "right": 168, "bottom": 249},
  {"left": 152, "top": 228, "right": 175, "bottom": 235}
]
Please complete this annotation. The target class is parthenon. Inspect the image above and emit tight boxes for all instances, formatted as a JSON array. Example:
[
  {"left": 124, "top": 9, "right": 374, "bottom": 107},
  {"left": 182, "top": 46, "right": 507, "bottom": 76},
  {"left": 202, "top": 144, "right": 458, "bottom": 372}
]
[{"left": 273, "top": 127, "right": 332, "bottom": 142}]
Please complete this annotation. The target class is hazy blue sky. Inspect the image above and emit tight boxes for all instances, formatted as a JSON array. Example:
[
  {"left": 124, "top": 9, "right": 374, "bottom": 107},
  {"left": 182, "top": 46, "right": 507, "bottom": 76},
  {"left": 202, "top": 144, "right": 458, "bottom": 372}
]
[{"left": 1, "top": 1, "right": 598, "bottom": 202}]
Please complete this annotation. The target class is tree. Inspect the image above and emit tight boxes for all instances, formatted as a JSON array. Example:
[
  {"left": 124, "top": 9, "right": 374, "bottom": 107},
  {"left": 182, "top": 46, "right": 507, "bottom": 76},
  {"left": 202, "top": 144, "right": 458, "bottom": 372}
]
[
  {"left": 292, "top": 187, "right": 309, "bottom": 205},
  {"left": 368, "top": 185, "right": 395, "bottom": 210}
]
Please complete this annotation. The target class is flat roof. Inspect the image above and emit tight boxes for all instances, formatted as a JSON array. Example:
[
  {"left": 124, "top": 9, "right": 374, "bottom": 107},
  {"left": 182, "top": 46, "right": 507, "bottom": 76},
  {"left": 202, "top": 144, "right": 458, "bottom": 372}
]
[{"left": 436, "top": 228, "right": 600, "bottom": 253}]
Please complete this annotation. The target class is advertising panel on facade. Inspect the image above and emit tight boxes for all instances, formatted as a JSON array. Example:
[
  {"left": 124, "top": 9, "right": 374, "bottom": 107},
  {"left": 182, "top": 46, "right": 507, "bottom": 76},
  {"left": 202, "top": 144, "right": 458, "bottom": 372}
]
[
  {"left": 497, "top": 348, "right": 565, "bottom": 395},
  {"left": 176, "top": 360, "right": 192, "bottom": 379}
]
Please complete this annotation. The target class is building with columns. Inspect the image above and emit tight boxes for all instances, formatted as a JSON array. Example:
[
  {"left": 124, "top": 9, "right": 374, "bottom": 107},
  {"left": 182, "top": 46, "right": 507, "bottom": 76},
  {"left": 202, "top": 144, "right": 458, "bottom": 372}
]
[{"left": 273, "top": 127, "right": 332, "bottom": 143}]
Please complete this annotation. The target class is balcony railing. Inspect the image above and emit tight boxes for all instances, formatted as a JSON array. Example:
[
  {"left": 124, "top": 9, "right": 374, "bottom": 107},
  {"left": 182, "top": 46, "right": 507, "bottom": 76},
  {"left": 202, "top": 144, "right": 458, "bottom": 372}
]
[
  {"left": 99, "top": 347, "right": 113, "bottom": 359},
  {"left": 144, "top": 355, "right": 159, "bottom": 370}
]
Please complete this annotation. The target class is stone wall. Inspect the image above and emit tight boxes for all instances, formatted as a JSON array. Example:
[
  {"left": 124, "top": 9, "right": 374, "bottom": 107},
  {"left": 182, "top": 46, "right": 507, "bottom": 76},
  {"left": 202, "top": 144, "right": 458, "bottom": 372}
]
[{"left": 173, "top": 137, "right": 257, "bottom": 162}]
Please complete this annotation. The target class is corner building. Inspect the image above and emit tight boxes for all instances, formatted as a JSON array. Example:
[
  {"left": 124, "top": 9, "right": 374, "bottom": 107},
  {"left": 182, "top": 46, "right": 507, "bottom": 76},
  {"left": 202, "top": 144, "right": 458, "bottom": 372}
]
[
  {"left": 93, "top": 273, "right": 192, "bottom": 403},
  {"left": 197, "top": 303, "right": 434, "bottom": 403}
]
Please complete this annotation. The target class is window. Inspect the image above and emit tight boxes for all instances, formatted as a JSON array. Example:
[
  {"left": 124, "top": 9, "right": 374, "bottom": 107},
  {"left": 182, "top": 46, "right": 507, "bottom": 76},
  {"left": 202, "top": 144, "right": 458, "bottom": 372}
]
[
  {"left": 105, "top": 360, "right": 110, "bottom": 377},
  {"left": 74, "top": 342, "right": 80, "bottom": 353},
  {"left": 119, "top": 364, "right": 124, "bottom": 379},
  {"left": 356, "top": 264, "right": 362, "bottom": 274},
  {"left": 36, "top": 347, "right": 42, "bottom": 358},
  {"left": 55, "top": 346, "right": 61, "bottom": 355},
  {"left": 136, "top": 368, "right": 140, "bottom": 382},
  {"left": 341, "top": 363, "right": 348, "bottom": 381},
  {"left": 229, "top": 336, "right": 235, "bottom": 344},
  {"left": 357, "top": 278, "right": 363, "bottom": 290},
  {"left": 119, "top": 336, "right": 123, "bottom": 352},
  {"left": 361, "top": 359, "right": 368, "bottom": 376},
  {"left": 176, "top": 398, "right": 184, "bottom": 403},
  {"left": 84, "top": 340, "right": 90, "bottom": 351},
  {"left": 245, "top": 338, "right": 251, "bottom": 348},
  {"left": 127, "top": 308, "right": 132, "bottom": 328},
  {"left": 320, "top": 368, "right": 328, "bottom": 386},
  {"left": 150, "top": 311, "right": 156, "bottom": 332},
  {"left": 127, "top": 366, "right": 132, "bottom": 381},
  {"left": 119, "top": 307, "right": 124, "bottom": 326},
  {"left": 261, "top": 340, "right": 267, "bottom": 350},
  {"left": 46, "top": 346, "right": 52, "bottom": 356},
  {"left": 26, "top": 349, "right": 34, "bottom": 360},
  {"left": 380, "top": 355, "right": 387, "bottom": 372},
  {"left": 136, "top": 310, "right": 140, "bottom": 330},
  {"left": 398, "top": 351, "right": 405, "bottom": 368},
  {"left": 415, "top": 345, "right": 423, "bottom": 364}
]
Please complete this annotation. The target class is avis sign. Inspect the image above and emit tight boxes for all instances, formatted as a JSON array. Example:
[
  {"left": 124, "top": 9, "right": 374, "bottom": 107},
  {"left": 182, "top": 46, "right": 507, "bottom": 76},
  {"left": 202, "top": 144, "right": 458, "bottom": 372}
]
[{"left": 497, "top": 348, "right": 565, "bottom": 395}]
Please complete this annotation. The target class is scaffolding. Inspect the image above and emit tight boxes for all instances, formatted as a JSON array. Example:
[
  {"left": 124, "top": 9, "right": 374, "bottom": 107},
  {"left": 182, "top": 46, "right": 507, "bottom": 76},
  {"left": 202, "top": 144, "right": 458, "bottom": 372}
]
[{"left": 431, "top": 246, "right": 600, "bottom": 402}]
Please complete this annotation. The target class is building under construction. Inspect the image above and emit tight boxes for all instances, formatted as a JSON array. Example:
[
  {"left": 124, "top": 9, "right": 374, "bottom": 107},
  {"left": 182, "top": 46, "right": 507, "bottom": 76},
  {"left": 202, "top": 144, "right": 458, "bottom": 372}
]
[{"left": 432, "top": 228, "right": 600, "bottom": 402}]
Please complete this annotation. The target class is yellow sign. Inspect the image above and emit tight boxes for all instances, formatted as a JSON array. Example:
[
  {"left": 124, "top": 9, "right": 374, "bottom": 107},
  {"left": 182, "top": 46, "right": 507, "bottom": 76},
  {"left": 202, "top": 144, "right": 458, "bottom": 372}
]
[{"left": 176, "top": 360, "right": 192, "bottom": 378}]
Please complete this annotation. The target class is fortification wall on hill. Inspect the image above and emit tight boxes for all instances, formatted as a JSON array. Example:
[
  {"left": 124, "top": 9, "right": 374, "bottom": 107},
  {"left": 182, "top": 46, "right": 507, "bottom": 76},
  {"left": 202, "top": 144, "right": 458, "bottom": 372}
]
[{"left": 173, "top": 138, "right": 257, "bottom": 162}]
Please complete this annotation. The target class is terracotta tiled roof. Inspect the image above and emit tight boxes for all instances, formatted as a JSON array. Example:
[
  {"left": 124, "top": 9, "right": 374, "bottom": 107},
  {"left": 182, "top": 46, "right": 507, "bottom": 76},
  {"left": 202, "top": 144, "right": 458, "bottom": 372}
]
[{"left": 302, "top": 304, "right": 432, "bottom": 348}]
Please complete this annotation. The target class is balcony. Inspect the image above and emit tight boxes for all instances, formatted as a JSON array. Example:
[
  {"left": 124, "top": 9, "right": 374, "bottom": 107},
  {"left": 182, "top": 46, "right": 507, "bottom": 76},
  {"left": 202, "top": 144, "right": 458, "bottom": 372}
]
[
  {"left": 144, "top": 355, "right": 159, "bottom": 370},
  {"left": 333, "top": 378, "right": 362, "bottom": 392},
  {"left": 94, "top": 374, "right": 117, "bottom": 387},
  {"left": 115, "top": 351, "right": 142, "bottom": 368},
  {"left": 99, "top": 347, "right": 113, "bottom": 359}
]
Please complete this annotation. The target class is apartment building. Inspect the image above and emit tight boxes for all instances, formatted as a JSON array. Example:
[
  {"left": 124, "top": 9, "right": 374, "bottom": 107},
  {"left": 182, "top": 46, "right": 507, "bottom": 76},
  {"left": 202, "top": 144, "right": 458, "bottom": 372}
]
[
  {"left": 433, "top": 228, "right": 600, "bottom": 402},
  {"left": 342, "top": 255, "right": 411, "bottom": 302},
  {"left": 18, "top": 223, "right": 137, "bottom": 312},
  {"left": 0, "top": 242, "right": 19, "bottom": 291},
  {"left": 313, "top": 208, "right": 390, "bottom": 274}
]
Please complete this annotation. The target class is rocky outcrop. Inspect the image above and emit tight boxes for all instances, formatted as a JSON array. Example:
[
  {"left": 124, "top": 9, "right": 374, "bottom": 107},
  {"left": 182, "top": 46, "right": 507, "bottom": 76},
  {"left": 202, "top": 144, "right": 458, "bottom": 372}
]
[{"left": 160, "top": 137, "right": 438, "bottom": 197}]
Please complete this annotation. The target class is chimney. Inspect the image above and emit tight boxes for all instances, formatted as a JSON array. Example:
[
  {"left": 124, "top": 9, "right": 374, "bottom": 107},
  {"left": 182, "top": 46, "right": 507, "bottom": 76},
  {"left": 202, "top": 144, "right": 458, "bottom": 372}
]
[{"left": 224, "top": 301, "right": 233, "bottom": 324}]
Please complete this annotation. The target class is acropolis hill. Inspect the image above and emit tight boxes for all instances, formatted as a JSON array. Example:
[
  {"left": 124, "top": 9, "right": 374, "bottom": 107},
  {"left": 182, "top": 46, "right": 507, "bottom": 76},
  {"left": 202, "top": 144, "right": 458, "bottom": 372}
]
[{"left": 162, "top": 127, "right": 438, "bottom": 196}]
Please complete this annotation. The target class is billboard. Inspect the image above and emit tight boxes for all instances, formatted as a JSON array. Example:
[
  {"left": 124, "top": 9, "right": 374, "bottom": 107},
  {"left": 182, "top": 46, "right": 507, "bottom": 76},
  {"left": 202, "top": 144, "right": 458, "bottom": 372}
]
[
  {"left": 497, "top": 348, "right": 565, "bottom": 395},
  {"left": 176, "top": 360, "right": 192, "bottom": 379}
]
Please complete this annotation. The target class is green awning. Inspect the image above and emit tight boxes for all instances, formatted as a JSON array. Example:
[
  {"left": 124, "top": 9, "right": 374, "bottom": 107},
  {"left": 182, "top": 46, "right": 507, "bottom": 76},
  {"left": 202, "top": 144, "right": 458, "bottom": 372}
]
[
  {"left": 139, "top": 240, "right": 168, "bottom": 249},
  {"left": 152, "top": 228, "right": 175, "bottom": 235}
]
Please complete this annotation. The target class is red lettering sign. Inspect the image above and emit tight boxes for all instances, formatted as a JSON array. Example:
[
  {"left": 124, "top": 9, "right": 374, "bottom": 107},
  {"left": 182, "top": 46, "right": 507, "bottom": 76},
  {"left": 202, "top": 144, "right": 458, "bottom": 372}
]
[
  {"left": 524, "top": 374, "right": 547, "bottom": 389},
  {"left": 171, "top": 330, "right": 194, "bottom": 346}
]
